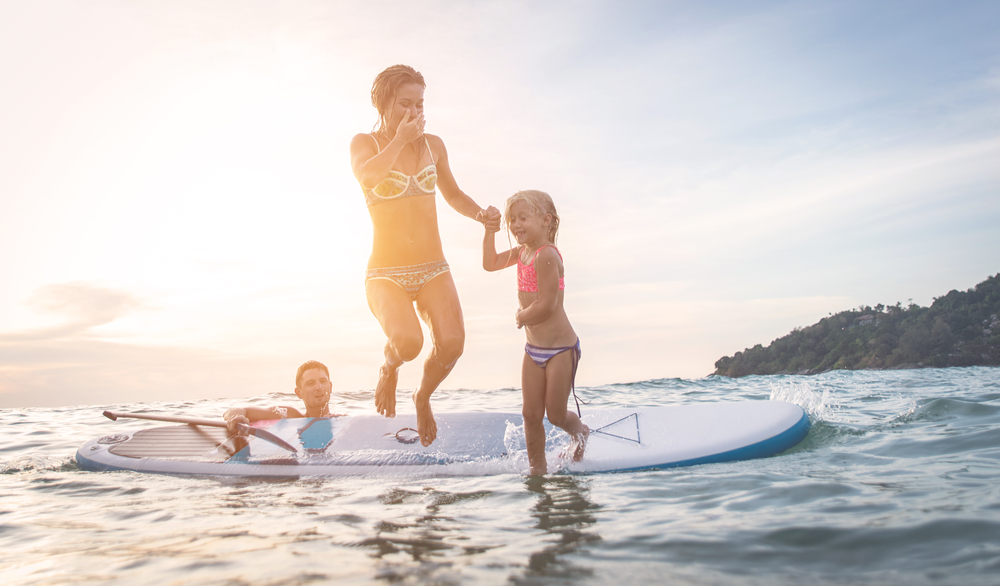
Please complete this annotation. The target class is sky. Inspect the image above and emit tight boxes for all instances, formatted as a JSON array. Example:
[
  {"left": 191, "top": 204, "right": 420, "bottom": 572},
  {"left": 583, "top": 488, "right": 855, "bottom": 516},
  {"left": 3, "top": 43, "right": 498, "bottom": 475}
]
[{"left": 1, "top": 0, "right": 998, "bottom": 408}]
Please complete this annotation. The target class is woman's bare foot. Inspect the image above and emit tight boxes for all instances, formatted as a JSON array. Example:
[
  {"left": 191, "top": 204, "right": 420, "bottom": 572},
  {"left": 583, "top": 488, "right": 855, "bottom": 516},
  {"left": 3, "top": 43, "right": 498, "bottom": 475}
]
[
  {"left": 571, "top": 425, "right": 590, "bottom": 462},
  {"left": 375, "top": 363, "right": 399, "bottom": 418},
  {"left": 412, "top": 389, "right": 437, "bottom": 446}
]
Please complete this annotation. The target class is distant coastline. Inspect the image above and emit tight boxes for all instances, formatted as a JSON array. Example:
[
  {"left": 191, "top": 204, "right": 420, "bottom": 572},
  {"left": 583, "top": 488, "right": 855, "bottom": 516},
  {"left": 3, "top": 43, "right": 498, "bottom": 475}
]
[{"left": 714, "top": 273, "right": 1000, "bottom": 378}]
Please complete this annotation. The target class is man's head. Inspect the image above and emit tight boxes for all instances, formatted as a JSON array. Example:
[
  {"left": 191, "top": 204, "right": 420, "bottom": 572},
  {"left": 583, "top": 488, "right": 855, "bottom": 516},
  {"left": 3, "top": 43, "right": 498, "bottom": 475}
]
[
  {"left": 295, "top": 360, "right": 329, "bottom": 388},
  {"left": 294, "top": 360, "right": 332, "bottom": 412}
]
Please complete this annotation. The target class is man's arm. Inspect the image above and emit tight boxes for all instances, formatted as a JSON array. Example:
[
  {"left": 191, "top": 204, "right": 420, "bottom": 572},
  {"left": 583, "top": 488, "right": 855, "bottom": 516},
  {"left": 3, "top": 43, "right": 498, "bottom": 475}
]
[{"left": 223, "top": 406, "right": 303, "bottom": 434}]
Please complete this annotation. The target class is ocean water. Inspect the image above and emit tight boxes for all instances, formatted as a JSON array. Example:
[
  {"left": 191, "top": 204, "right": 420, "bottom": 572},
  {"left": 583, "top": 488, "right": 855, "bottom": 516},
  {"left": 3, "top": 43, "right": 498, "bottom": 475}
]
[{"left": 2, "top": 366, "right": 999, "bottom": 585}]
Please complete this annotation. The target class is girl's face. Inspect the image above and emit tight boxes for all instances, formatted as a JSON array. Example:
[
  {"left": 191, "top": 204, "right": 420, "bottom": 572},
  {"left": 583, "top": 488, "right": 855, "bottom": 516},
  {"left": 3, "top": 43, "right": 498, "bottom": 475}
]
[
  {"left": 385, "top": 82, "right": 424, "bottom": 131},
  {"left": 508, "top": 200, "right": 551, "bottom": 246}
]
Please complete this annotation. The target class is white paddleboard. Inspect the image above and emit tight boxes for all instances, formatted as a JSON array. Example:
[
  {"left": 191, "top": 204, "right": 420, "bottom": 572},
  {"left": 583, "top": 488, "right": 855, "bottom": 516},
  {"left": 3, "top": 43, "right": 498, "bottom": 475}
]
[{"left": 76, "top": 401, "right": 809, "bottom": 477}]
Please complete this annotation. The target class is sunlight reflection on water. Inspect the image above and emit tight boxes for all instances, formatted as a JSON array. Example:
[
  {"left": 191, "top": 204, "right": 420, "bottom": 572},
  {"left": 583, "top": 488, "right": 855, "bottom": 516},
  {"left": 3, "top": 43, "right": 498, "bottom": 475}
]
[{"left": 2, "top": 367, "right": 999, "bottom": 585}]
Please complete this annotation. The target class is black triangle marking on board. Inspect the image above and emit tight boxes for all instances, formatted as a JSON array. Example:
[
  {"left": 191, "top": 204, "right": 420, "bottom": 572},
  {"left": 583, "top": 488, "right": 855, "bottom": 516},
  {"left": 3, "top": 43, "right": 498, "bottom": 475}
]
[{"left": 592, "top": 413, "right": 641, "bottom": 444}]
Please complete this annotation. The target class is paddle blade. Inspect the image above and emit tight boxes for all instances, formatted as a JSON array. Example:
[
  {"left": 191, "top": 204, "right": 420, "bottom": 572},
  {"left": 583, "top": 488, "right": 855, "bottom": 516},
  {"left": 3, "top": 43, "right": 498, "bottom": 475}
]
[
  {"left": 103, "top": 411, "right": 118, "bottom": 421},
  {"left": 237, "top": 423, "right": 298, "bottom": 453}
]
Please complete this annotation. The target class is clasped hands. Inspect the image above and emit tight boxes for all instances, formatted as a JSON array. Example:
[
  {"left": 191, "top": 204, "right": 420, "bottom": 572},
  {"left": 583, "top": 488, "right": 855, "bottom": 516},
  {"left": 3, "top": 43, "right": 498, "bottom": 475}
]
[{"left": 478, "top": 205, "right": 502, "bottom": 232}]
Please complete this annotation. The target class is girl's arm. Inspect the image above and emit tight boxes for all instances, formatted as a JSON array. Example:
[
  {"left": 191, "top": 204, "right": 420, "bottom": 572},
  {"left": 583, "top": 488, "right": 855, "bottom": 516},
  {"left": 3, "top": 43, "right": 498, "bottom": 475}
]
[
  {"left": 430, "top": 135, "right": 490, "bottom": 223},
  {"left": 516, "top": 247, "right": 562, "bottom": 327},
  {"left": 483, "top": 229, "right": 519, "bottom": 271},
  {"left": 350, "top": 112, "right": 424, "bottom": 188}
]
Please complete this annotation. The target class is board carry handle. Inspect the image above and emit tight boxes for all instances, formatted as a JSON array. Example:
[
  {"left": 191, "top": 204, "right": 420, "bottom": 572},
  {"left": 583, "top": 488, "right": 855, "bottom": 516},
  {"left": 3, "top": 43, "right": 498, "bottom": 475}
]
[{"left": 102, "top": 410, "right": 298, "bottom": 453}]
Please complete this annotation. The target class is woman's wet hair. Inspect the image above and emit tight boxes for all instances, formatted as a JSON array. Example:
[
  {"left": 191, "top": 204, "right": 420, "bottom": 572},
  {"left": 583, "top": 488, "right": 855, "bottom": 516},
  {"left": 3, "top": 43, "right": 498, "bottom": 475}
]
[
  {"left": 504, "top": 190, "right": 561, "bottom": 244},
  {"left": 371, "top": 64, "right": 425, "bottom": 133}
]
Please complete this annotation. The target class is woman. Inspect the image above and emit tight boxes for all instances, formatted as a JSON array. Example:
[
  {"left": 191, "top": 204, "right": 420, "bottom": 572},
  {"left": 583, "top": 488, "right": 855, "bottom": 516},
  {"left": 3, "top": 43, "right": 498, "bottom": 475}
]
[{"left": 349, "top": 65, "right": 500, "bottom": 447}]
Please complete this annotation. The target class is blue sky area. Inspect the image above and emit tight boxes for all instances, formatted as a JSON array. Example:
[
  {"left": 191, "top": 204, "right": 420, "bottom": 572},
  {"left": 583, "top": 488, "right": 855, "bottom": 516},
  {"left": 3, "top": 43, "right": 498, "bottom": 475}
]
[{"left": 1, "top": 1, "right": 998, "bottom": 407}]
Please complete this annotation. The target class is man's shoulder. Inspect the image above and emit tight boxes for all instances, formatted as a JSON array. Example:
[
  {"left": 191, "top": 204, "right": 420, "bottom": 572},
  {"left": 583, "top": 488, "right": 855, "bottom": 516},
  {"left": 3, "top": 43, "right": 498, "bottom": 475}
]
[{"left": 282, "top": 406, "right": 305, "bottom": 418}]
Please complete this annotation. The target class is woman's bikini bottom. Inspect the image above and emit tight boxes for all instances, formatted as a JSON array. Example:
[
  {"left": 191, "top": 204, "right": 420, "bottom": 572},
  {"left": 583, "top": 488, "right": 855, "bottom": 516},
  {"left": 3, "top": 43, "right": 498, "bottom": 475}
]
[{"left": 365, "top": 260, "right": 450, "bottom": 301}]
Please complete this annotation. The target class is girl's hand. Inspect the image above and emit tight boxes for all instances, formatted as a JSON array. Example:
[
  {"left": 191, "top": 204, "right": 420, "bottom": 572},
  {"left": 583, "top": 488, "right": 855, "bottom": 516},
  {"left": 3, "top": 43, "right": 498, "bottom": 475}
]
[
  {"left": 395, "top": 111, "right": 425, "bottom": 144},
  {"left": 515, "top": 309, "right": 524, "bottom": 329}
]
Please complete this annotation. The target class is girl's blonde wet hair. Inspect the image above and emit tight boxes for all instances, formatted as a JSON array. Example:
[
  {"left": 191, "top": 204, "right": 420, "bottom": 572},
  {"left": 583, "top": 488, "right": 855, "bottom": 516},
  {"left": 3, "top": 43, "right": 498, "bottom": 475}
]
[{"left": 504, "top": 190, "right": 560, "bottom": 244}]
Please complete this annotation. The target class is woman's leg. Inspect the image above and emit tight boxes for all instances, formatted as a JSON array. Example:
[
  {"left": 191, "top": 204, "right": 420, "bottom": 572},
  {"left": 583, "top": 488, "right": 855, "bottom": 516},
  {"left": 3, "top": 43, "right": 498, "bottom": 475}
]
[
  {"left": 543, "top": 350, "right": 589, "bottom": 462},
  {"left": 409, "top": 272, "right": 465, "bottom": 446},
  {"left": 366, "top": 279, "right": 423, "bottom": 418},
  {"left": 521, "top": 353, "right": 549, "bottom": 475}
]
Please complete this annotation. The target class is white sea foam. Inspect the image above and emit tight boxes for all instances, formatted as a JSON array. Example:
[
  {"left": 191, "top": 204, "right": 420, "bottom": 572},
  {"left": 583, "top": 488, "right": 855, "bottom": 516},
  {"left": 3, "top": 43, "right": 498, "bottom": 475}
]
[
  {"left": 502, "top": 417, "right": 580, "bottom": 474},
  {"left": 769, "top": 380, "right": 832, "bottom": 420},
  {"left": 0, "top": 453, "right": 66, "bottom": 474}
]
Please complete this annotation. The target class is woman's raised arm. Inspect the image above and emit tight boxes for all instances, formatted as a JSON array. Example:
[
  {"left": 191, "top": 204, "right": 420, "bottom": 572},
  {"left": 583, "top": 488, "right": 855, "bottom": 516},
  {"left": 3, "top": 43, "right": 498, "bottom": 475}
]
[{"left": 350, "top": 112, "right": 424, "bottom": 188}]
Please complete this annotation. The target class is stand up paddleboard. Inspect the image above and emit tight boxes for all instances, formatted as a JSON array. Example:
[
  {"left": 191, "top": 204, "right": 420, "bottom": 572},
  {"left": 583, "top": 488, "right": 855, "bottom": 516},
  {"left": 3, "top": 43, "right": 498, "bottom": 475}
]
[{"left": 76, "top": 401, "right": 809, "bottom": 477}]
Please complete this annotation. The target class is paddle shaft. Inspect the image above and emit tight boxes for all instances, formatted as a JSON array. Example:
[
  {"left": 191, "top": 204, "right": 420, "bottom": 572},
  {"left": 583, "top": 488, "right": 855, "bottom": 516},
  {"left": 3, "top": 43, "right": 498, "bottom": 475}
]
[
  {"left": 102, "top": 410, "right": 298, "bottom": 453},
  {"left": 105, "top": 411, "right": 228, "bottom": 427}
]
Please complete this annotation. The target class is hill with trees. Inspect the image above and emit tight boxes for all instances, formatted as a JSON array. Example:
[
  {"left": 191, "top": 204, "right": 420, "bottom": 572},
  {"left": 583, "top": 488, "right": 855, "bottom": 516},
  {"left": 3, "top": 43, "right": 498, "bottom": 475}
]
[{"left": 714, "top": 273, "right": 1000, "bottom": 377}]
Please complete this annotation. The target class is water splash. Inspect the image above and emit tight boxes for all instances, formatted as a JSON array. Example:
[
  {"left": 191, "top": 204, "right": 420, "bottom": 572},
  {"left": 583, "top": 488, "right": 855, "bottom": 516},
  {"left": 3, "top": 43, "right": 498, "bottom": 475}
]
[
  {"left": 769, "top": 380, "right": 831, "bottom": 420},
  {"left": 502, "top": 419, "right": 581, "bottom": 475},
  {"left": 503, "top": 420, "right": 529, "bottom": 473},
  {"left": 0, "top": 453, "right": 69, "bottom": 474}
]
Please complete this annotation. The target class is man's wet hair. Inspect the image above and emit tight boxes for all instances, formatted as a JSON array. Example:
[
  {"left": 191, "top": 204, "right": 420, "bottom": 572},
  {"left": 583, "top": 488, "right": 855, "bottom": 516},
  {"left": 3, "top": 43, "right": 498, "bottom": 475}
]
[{"left": 296, "top": 360, "right": 330, "bottom": 388}]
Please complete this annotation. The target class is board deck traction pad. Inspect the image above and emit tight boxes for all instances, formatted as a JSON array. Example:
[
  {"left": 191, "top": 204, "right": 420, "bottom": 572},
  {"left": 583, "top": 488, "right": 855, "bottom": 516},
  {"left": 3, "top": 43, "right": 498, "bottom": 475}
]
[{"left": 77, "top": 401, "right": 810, "bottom": 477}]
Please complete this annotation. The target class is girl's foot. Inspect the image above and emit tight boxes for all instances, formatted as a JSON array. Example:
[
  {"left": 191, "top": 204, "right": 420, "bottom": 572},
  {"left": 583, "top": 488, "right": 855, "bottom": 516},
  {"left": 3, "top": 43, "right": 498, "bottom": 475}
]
[
  {"left": 571, "top": 425, "right": 590, "bottom": 462},
  {"left": 412, "top": 389, "right": 437, "bottom": 446},
  {"left": 375, "top": 363, "right": 400, "bottom": 418}
]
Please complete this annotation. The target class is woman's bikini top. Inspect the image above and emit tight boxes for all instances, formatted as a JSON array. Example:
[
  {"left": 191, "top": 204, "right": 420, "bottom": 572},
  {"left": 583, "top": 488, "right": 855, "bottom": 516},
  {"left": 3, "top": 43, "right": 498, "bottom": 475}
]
[
  {"left": 517, "top": 245, "right": 566, "bottom": 293},
  {"left": 363, "top": 134, "right": 438, "bottom": 208}
]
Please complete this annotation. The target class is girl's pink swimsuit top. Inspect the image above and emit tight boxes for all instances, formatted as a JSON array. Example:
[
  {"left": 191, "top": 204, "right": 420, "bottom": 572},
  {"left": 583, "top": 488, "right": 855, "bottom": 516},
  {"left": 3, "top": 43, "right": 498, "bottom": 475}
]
[{"left": 517, "top": 245, "right": 566, "bottom": 293}]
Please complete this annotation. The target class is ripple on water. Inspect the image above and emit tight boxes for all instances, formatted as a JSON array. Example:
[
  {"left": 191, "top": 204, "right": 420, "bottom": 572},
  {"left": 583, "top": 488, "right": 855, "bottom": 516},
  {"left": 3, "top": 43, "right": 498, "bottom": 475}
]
[{"left": 2, "top": 367, "right": 1000, "bottom": 585}]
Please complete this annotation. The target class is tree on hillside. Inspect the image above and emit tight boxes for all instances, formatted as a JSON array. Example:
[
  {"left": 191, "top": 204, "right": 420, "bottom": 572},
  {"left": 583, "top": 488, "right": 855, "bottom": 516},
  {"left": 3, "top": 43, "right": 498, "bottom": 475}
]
[{"left": 714, "top": 274, "right": 1000, "bottom": 377}]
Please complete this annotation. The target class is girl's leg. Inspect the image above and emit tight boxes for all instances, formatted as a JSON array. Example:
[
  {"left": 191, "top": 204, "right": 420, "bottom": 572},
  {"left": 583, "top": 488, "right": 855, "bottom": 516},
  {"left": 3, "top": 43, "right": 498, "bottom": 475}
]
[
  {"left": 521, "top": 352, "right": 549, "bottom": 475},
  {"left": 366, "top": 279, "right": 424, "bottom": 418},
  {"left": 543, "top": 350, "right": 589, "bottom": 462},
  {"left": 411, "top": 272, "right": 465, "bottom": 446}
]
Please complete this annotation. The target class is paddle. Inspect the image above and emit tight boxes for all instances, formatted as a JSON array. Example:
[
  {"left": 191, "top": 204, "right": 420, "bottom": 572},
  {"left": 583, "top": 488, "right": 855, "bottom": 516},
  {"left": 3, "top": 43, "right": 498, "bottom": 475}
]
[{"left": 102, "top": 410, "right": 298, "bottom": 453}]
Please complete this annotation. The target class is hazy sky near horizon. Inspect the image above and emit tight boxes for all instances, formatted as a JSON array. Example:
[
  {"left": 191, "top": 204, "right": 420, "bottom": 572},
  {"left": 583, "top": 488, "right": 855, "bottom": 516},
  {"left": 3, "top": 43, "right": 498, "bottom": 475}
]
[{"left": 2, "top": 0, "right": 998, "bottom": 408}]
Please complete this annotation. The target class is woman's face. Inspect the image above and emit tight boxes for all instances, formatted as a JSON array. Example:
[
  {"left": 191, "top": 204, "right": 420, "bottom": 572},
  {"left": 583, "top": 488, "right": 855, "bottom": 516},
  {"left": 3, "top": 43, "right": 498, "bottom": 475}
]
[{"left": 385, "top": 82, "right": 424, "bottom": 130}]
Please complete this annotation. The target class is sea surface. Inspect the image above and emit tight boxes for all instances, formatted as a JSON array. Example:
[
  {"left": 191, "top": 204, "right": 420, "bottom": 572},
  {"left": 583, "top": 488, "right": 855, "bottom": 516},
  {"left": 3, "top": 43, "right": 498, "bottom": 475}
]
[{"left": 2, "top": 366, "right": 999, "bottom": 585}]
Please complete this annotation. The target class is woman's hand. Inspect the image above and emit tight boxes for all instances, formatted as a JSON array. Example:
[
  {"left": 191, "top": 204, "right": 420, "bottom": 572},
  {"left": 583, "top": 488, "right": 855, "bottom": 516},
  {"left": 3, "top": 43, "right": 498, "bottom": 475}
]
[
  {"left": 478, "top": 206, "right": 502, "bottom": 232},
  {"left": 394, "top": 111, "right": 425, "bottom": 144}
]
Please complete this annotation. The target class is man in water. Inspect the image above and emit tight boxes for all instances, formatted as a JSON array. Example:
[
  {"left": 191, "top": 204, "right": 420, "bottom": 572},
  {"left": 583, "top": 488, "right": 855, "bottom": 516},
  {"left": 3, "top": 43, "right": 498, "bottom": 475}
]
[{"left": 223, "top": 360, "right": 341, "bottom": 434}]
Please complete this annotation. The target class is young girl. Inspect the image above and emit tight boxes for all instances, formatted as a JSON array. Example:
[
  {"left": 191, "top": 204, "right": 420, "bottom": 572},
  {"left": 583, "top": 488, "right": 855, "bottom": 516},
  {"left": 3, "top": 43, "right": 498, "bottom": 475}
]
[{"left": 482, "top": 190, "right": 589, "bottom": 475}]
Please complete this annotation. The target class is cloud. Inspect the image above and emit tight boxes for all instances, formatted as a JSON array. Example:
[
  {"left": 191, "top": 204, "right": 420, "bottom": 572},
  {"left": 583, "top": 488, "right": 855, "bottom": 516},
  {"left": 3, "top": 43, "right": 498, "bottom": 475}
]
[
  {"left": 1, "top": 282, "right": 145, "bottom": 342},
  {"left": 0, "top": 281, "right": 381, "bottom": 408},
  {"left": 0, "top": 337, "right": 289, "bottom": 408},
  {"left": 0, "top": 283, "right": 301, "bottom": 408}
]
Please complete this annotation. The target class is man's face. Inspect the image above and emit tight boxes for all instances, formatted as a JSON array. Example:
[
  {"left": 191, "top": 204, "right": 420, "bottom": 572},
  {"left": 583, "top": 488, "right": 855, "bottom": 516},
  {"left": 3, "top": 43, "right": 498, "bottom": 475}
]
[{"left": 295, "top": 368, "right": 332, "bottom": 411}]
